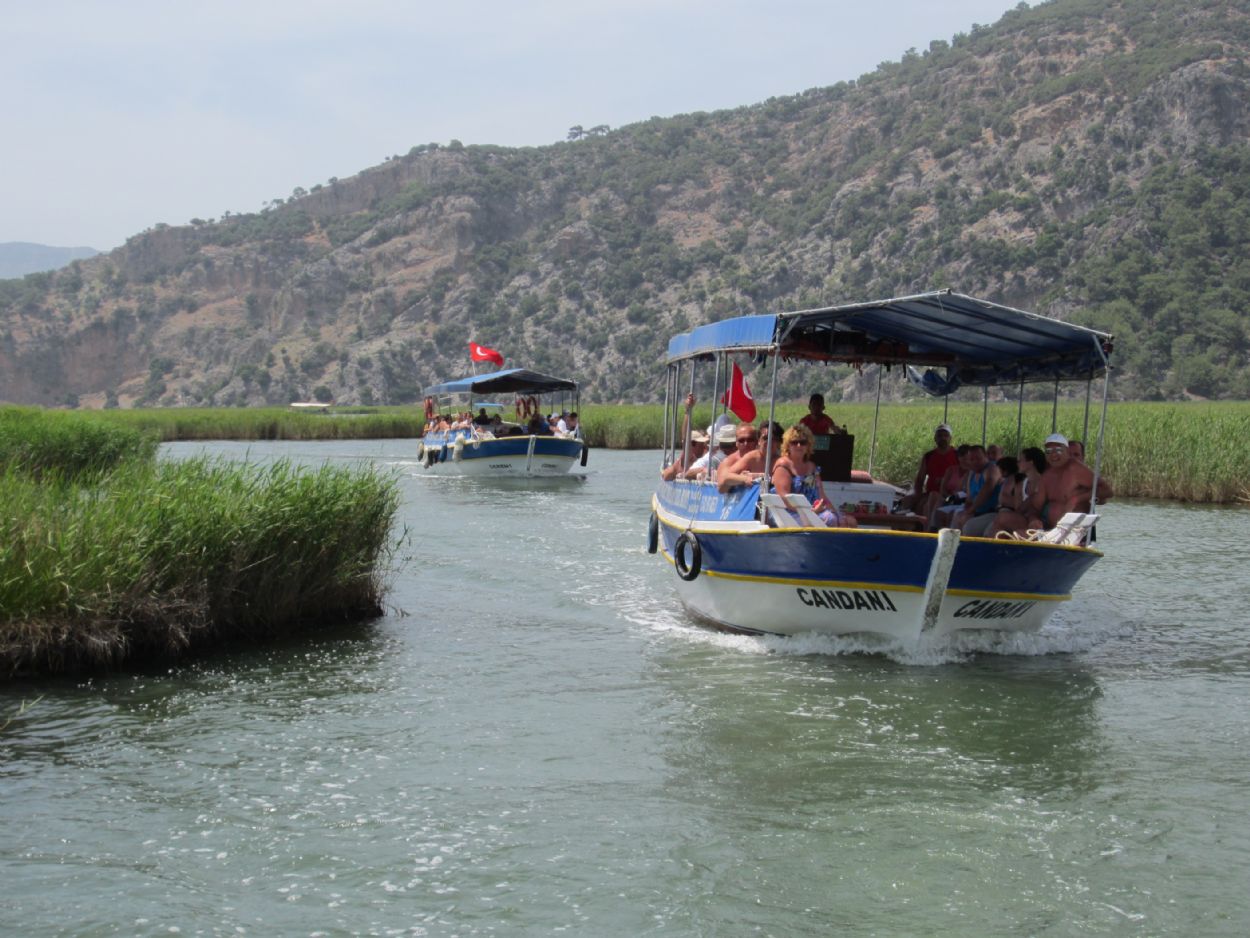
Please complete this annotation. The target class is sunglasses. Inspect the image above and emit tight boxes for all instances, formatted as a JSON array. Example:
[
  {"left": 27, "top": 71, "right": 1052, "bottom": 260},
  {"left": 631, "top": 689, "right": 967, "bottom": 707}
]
[
  {"left": 1044, "top": 445, "right": 1067, "bottom": 453},
  {"left": 736, "top": 437, "right": 757, "bottom": 445}
]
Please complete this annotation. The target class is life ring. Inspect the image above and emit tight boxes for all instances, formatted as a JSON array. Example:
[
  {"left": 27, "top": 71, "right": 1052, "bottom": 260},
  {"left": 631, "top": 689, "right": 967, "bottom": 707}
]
[
  {"left": 516, "top": 396, "right": 528, "bottom": 419},
  {"left": 423, "top": 397, "right": 436, "bottom": 421},
  {"left": 580, "top": 443, "right": 589, "bottom": 467},
  {"left": 646, "top": 511, "right": 659, "bottom": 554},
  {"left": 674, "top": 530, "right": 702, "bottom": 580},
  {"left": 453, "top": 437, "right": 465, "bottom": 462},
  {"left": 526, "top": 396, "right": 539, "bottom": 418}
]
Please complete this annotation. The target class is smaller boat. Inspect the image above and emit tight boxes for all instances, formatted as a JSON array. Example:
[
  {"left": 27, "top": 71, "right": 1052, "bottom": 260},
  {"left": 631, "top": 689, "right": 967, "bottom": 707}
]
[{"left": 418, "top": 368, "right": 586, "bottom": 476}]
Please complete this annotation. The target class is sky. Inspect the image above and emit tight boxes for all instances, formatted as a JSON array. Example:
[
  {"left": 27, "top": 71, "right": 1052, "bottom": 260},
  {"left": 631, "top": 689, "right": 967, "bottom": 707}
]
[{"left": 3, "top": 0, "right": 1022, "bottom": 251}]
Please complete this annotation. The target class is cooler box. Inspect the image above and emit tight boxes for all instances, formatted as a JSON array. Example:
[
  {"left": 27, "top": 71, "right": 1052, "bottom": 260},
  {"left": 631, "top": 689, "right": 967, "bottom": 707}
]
[{"left": 823, "top": 480, "right": 897, "bottom": 517}]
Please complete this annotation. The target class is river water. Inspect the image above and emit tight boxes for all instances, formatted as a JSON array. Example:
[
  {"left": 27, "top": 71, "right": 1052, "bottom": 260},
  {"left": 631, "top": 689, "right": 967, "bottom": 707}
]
[{"left": 3, "top": 441, "right": 1250, "bottom": 936}]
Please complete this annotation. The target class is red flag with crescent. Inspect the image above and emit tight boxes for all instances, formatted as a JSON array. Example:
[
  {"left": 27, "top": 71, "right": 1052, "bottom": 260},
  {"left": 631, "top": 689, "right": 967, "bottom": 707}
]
[
  {"left": 469, "top": 342, "right": 504, "bottom": 366},
  {"left": 720, "top": 361, "right": 756, "bottom": 422}
]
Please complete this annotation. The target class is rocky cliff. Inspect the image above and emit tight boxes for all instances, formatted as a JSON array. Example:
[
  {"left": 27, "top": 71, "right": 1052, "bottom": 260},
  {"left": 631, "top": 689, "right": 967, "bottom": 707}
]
[{"left": 2, "top": 0, "right": 1249, "bottom": 407}]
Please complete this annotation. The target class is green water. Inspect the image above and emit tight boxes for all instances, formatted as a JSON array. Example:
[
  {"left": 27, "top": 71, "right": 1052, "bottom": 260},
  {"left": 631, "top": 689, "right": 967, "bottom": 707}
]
[{"left": 2, "top": 442, "right": 1249, "bottom": 936}]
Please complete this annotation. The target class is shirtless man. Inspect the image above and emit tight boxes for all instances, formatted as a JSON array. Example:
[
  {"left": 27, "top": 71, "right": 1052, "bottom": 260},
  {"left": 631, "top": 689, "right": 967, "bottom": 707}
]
[
  {"left": 717, "top": 421, "right": 781, "bottom": 492},
  {"left": 1026, "top": 433, "right": 1111, "bottom": 528}
]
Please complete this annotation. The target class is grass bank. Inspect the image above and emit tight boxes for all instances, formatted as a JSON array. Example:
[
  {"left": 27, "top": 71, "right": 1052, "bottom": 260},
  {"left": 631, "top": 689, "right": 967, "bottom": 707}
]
[{"left": 1, "top": 406, "right": 403, "bottom": 678}]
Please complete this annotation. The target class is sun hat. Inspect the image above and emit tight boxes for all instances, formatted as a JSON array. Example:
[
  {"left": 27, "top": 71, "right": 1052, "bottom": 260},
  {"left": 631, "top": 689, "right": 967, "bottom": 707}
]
[
  {"left": 689, "top": 430, "right": 709, "bottom": 444},
  {"left": 715, "top": 424, "right": 737, "bottom": 444},
  {"left": 1044, "top": 432, "right": 1069, "bottom": 447}
]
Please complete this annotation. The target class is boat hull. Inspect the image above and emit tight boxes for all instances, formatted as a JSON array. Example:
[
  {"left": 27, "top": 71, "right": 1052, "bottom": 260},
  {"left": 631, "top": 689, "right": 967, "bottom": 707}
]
[
  {"left": 653, "top": 483, "right": 1100, "bottom": 642},
  {"left": 419, "top": 433, "right": 583, "bottom": 477}
]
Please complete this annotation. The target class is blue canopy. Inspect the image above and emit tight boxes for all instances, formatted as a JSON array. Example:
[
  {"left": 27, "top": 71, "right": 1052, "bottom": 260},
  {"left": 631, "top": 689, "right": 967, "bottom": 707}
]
[
  {"left": 425, "top": 368, "right": 577, "bottom": 396},
  {"left": 665, "top": 291, "right": 1112, "bottom": 388}
]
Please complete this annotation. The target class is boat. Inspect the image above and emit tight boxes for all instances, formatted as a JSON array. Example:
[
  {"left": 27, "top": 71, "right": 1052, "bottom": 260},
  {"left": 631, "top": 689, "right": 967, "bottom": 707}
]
[
  {"left": 649, "top": 290, "right": 1113, "bottom": 642},
  {"left": 418, "top": 368, "right": 587, "bottom": 476}
]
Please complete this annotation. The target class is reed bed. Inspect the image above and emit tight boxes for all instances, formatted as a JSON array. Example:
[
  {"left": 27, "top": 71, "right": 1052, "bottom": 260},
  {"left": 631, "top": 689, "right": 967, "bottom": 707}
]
[
  {"left": 583, "top": 401, "right": 1250, "bottom": 503},
  {"left": 95, "top": 406, "right": 425, "bottom": 441},
  {"left": 0, "top": 457, "right": 402, "bottom": 677},
  {"left": 0, "top": 406, "right": 158, "bottom": 479}
]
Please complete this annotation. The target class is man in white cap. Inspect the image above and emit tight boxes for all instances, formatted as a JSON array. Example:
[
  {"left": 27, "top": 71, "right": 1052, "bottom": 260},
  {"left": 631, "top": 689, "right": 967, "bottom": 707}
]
[
  {"left": 900, "top": 423, "right": 958, "bottom": 516},
  {"left": 1025, "top": 433, "right": 1112, "bottom": 529},
  {"left": 686, "top": 423, "right": 737, "bottom": 480}
]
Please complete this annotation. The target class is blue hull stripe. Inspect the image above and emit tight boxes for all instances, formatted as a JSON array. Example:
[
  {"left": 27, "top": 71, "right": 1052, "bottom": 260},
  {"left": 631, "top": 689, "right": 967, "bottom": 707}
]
[{"left": 658, "top": 522, "right": 1098, "bottom": 599}]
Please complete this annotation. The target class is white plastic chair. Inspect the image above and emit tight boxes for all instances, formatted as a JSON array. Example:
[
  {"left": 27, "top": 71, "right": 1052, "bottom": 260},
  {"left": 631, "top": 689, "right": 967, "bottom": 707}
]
[{"left": 1036, "top": 512, "right": 1099, "bottom": 546}]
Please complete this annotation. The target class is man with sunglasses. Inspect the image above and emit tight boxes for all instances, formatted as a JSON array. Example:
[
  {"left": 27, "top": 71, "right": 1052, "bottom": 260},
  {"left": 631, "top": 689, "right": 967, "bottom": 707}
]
[
  {"left": 716, "top": 421, "right": 783, "bottom": 493},
  {"left": 1025, "top": 433, "right": 1112, "bottom": 530}
]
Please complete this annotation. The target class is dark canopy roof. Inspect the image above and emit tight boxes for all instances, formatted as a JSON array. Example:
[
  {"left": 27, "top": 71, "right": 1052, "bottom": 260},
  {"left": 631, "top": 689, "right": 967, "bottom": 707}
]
[
  {"left": 424, "top": 368, "right": 577, "bottom": 397},
  {"left": 665, "top": 291, "right": 1113, "bottom": 389}
]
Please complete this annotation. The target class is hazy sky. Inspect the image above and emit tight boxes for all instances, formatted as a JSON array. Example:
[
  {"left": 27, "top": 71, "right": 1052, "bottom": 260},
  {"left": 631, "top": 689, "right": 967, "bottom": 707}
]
[{"left": 3, "top": 0, "right": 1021, "bottom": 251}]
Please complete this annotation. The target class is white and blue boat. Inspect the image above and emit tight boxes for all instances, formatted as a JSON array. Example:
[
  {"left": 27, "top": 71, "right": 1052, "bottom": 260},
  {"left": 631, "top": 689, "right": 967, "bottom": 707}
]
[
  {"left": 418, "top": 368, "right": 586, "bottom": 476},
  {"left": 649, "top": 291, "right": 1113, "bottom": 642}
]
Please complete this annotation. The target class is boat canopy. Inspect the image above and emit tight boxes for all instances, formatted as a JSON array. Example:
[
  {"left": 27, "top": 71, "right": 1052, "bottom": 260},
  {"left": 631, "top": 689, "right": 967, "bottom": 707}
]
[
  {"left": 665, "top": 291, "right": 1113, "bottom": 388},
  {"left": 424, "top": 368, "right": 578, "bottom": 396}
]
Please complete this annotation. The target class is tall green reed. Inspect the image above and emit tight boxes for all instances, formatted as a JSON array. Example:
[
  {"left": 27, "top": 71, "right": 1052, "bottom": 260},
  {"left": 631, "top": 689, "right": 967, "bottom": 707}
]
[{"left": 0, "top": 458, "right": 402, "bottom": 676}]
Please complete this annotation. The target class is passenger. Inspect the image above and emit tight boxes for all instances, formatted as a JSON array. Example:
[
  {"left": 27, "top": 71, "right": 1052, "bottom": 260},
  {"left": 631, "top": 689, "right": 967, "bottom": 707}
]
[
  {"left": 986, "top": 444, "right": 1003, "bottom": 464},
  {"left": 963, "top": 456, "right": 1017, "bottom": 537},
  {"left": 717, "top": 421, "right": 781, "bottom": 492},
  {"left": 951, "top": 445, "right": 1002, "bottom": 530},
  {"left": 687, "top": 423, "right": 736, "bottom": 480},
  {"left": 527, "top": 413, "right": 552, "bottom": 435},
  {"left": 1026, "top": 433, "right": 1111, "bottom": 529},
  {"left": 901, "top": 424, "right": 959, "bottom": 517},
  {"left": 472, "top": 408, "right": 491, "bottom": 426},
  {"left": 557, "top": 411, "right": 581, "bottom": 439},
  {"left": 661, "top": 430, "right": 709, "bottom": 481},
  {"left": 928, "top": 443, "right": 972, "bottom": 530},
  {"left": 772, "top": 424, "right": 857, "bottom": 527},
  {"left": 989, "top": 447, "right": 1045, "bottom": 535},
  {"left": 799, "top": 393, "right": 844, "bottom": 436}
]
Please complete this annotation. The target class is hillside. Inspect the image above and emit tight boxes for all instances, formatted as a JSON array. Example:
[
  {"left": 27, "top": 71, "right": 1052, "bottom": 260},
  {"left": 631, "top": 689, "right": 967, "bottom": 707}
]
[
  {"left": 0, "top": 242, "right": 99, "bottom": 280},
  {"left": 2, "top": 0, "right": 1249, "bottom": 408}
]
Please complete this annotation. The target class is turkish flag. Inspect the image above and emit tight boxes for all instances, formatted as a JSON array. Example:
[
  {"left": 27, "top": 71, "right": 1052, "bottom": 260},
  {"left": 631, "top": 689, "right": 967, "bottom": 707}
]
[
  {"left": 720, "top": 361, "right": 756, "bottom": 423},
  {"left": 469, "top": 342, "right": 504, "bottom": 366}
]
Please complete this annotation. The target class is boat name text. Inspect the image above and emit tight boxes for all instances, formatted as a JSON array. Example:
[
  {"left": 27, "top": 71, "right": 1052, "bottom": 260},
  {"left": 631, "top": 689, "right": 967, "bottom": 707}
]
[
  {"left": 796, "top": 588, "right": 897, "bottom": 612},
  {"left": 952, "top": 599, "right": 1038, "bottom": 620}
]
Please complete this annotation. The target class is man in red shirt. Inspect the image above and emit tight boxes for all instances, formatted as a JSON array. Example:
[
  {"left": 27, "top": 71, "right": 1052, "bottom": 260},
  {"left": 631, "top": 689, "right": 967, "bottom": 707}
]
[
  {"left": 799, "top": 393, "right": 844, "bottom": 436},
  {"left": 899, "top": 424, "right": 959, "bottom": 516}
]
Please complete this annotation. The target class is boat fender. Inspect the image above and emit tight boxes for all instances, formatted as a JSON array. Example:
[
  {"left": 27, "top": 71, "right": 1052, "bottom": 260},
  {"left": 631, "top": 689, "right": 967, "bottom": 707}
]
[
  {"left": 580, "top": 443, "right": 589, "bottom": 467},
  {"left": 439, "top": 445, "right": 448, "bottom": 463},
  {"left": 646, "top": 511, "right": 659, "bottom": 554},
  {"left": 417, "top": 442, "right": 425, "bottom": 461},
  {"left": 471, "top": 436, "right": 481, "bottom": 449},
  {"left": 674, "top": 530, "right": 702, "bottom": 580},
  {"left": 453, "top": 437, "right": 465, "bottom": 461}
]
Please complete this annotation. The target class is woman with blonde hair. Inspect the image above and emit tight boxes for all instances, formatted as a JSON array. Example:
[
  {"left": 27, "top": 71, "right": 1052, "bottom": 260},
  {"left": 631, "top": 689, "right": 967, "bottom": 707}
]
[{"left": 771, "top": 424, "right": 857, "bottom": 528}]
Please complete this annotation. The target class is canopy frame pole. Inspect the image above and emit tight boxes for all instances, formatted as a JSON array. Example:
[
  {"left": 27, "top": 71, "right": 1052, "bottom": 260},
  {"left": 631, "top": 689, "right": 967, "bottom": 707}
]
[
  {"left": 709, "top": 353, "right": 724, "bottom": 434},
  {"left": 662, "top": 364, "right": 675, "bottom": 468},
  {"left": 1082, "top": 375, "right": 1093, "bottom": 446},
  {"left": 1090, "top": 340, "right": 1112, "bottom": 524},
  {"left": 762, "top": 350, "right": 782, "bottom": 497},
  {"left": 1015, "top": 377, "right": 1024, "bottom": 455},
  {"left": 683, "top": 362, "right": 697, "bottom": 472},
  {"left": 943, "top": 394, "right": 949, "bottom": 424},
  {"left": 1051, "top": 378, "right": 1060, "bottom": 432},
  {"left": 981, "top": 386, "right": 989, "bottom": 446},
  {"left": 869, "top": 365, "right": 883, "bottom": 476}
]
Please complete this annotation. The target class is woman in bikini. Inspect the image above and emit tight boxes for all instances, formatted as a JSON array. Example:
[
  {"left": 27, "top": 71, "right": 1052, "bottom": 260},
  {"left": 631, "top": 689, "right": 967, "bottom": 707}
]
[{"left": 771, "top": 424, "right": 857, "bottom": 528}]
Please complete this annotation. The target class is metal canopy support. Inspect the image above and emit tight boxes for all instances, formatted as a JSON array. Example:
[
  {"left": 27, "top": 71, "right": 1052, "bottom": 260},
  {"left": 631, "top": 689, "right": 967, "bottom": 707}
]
[
  {"left": 869, "top": 365, "right": 883, "bottom": 476},
  {"left": 683, "top": 362, "right": 697, "bottom": 471},
  {"left": 1015, "top": 377, "right": 1025, "bottom": 454},
  {"left": 762, "top": 350, "right": 782, "bottom": 494},
  {"left": 981, "top": 386, "right": 989, "bottom": 446},
  {"left": 1051, "top": 378, "right": 1060, "bottom": 432},
  {"left": 1090, "top": 338, "right": 1112, "bottom": 521},
  {"left": 1083, "top": 375, "right": 1093, "bottom": 445},
  {"left": 710, "top": 354, "right": 724, "bottom": 433}
]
